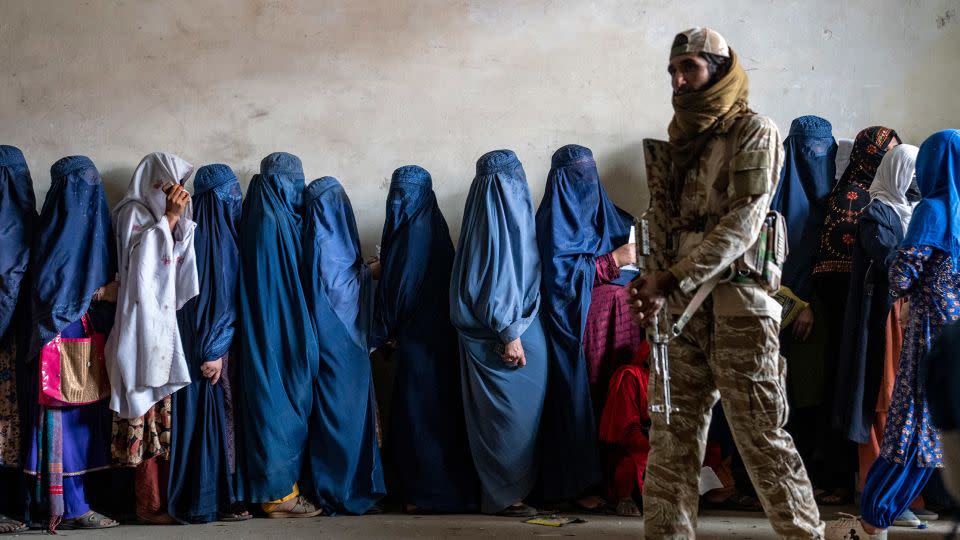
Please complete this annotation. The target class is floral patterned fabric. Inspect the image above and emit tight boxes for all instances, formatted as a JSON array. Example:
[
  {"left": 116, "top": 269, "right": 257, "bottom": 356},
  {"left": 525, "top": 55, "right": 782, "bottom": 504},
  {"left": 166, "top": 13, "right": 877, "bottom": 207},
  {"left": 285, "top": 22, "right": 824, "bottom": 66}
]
[
  {"left": 880, "top": 246, "right": 960, "bottom": 467},
  {"left": 0, "top": 341, "right": 19, "bottom": 466},
  {"left": 111, "top": 395, "right": 172, "bottom": 467},
  {"left": 814, "top": 126, "right": 900, "bottom": 274}
]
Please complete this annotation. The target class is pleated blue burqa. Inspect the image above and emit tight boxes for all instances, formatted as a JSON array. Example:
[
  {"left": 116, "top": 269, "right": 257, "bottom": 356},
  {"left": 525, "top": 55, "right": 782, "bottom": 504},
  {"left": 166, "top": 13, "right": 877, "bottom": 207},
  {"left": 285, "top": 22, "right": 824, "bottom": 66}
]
[
  {"left": 373, "top": 165, "right": 478, "bottom": 512},
  {"left": 235, "top": 153, "right": 319, "bottom": 502},
  {"left": 169, "top": 164, "right": 242, "bottom": 522},
  {"left": 301, "top": 176, "right": 385, "bottom": 515},
  {"left": 450, "top": 150, "right": 547, "bottom": 513},
  {"left": 535, "top": 144, "right": 633, "bottom": 500}
]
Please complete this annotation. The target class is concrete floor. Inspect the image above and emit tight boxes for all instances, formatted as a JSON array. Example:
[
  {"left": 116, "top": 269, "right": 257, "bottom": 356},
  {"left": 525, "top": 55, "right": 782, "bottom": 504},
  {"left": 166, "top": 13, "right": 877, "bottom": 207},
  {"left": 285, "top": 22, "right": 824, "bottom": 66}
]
[{"left": 3, "top": 509, "right": 951, "bottom": 539}]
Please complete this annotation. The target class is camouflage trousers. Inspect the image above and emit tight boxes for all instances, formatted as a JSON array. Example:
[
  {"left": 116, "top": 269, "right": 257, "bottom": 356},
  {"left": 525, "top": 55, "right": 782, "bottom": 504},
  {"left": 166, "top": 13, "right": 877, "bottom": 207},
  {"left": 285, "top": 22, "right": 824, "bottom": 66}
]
[{"left": 643, "top": 313, "right": 824, "bottom": 539}]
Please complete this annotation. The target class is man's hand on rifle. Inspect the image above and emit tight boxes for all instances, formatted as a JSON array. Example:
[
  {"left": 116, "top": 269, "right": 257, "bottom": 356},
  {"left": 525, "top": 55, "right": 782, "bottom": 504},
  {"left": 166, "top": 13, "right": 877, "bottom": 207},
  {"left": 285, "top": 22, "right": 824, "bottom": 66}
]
[{"left": 628, "top": 270, "right": 679, "bottom": 327}]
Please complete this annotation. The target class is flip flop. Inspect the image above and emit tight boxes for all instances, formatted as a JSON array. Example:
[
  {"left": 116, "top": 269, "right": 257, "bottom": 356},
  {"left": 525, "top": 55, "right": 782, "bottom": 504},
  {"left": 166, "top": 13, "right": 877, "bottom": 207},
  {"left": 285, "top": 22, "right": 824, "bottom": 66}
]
[
  {"left": 0, "top": 515, "right": 28, "bottom": 535},
  {"left": 58, "top": 510, "right": 119, "bottom": 530},
  {"left": 266, "top": 496, "right": 323, "bottom": 519}
]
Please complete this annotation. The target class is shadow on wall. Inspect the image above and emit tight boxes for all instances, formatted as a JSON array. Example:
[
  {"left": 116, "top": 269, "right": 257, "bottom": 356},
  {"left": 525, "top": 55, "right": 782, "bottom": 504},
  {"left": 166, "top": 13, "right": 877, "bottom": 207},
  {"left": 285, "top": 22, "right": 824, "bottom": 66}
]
[
  {"left": 596, "top": 141, "right": 649, "bottom": 218},
  {"left": 100, "top": 167, "right": 135, "bottom": 206}
]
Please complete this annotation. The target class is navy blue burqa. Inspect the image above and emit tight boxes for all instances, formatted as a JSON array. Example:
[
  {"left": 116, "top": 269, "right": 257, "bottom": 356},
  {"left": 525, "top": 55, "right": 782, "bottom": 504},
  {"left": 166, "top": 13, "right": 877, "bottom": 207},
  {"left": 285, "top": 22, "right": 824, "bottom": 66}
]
[
  {"left": 29, "top": 156, "right": 114, "bottom": 356},
  {"left": 535, "top": 144, "right": 633, "bottom": 500},
  {"left": 770, "top": 116, "right": 837, "bottom": 301},
  {"left": 373, "top": 165, "right": 478, "bottom": 512},
  {"left": 235, "top": 153, "right": 319, "bottom": 502},
  {"left": 302, "top": 177, "right": 385, "bottom": 515},
  {"left": 0, "top": 145, "right": 36, "bottom": 342},
  {"left": 450, "top": 150, "right": 547, "bottom": 513},
  {"left": 169, "top": 164, "right": 241, "bottom": 522}
]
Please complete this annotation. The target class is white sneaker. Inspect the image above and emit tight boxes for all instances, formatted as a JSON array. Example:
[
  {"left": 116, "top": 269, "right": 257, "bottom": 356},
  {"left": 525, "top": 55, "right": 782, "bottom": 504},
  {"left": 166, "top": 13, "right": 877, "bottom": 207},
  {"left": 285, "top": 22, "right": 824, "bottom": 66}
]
[{"left": 824, "top": 513, "right": 887, "bottom": 540}]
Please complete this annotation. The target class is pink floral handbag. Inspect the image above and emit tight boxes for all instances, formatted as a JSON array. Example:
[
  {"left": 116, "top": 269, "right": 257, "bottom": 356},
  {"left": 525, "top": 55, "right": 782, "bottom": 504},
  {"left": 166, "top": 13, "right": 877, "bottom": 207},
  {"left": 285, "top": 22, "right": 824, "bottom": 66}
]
[{"left": 38, "top": 314, "right": 110, "bottom": 407}]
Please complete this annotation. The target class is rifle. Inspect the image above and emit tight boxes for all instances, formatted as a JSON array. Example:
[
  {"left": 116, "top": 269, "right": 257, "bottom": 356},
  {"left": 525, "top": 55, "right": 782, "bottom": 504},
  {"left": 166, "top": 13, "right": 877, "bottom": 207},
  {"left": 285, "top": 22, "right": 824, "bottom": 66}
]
[{"left": 634, "top": 215, "right": 679, "bottom": 425}]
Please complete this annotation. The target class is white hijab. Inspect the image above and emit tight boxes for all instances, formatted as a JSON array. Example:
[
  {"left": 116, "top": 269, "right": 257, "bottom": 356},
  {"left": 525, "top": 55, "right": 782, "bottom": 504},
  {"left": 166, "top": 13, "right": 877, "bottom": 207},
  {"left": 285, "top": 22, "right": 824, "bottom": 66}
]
[
  {"left": 106, "top": 152, "right": 199, "bottom": 419},
  {"left": 869, "top": 144, "right": 919, "bottom": 235},
  {"left": 835, "top": 138, "right": 854, "bottom": 181}
]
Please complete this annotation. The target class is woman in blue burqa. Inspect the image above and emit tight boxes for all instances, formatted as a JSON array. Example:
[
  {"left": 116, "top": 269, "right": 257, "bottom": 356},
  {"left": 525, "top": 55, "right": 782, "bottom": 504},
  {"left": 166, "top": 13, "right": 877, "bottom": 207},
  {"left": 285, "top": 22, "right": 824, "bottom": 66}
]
[
  {"left": 535, "top": 144, "right": 634, "bottom": 509},
  {"left": 768, "top": 116, "right": 837, "bottom": 486},
  {"left": 235, "top": 153, "right": 322, "bottom": 518},
  {"left": 301, "top": 176, "right": 385, "bottom": 515},
  {"left": 450, "top": 149, "right": 548, "bottom": 517},
  {"left": 372, "top": 165, "right": 478, "bottom": 513},
  {"left": 168, "top": 164, "right": 250, "bottom": 523},
  {"left": 0, "top": 146, "right": 36, "bottom": 535},
  {"left": 24, "top": 156, "right": 119, "bottom": 531}
]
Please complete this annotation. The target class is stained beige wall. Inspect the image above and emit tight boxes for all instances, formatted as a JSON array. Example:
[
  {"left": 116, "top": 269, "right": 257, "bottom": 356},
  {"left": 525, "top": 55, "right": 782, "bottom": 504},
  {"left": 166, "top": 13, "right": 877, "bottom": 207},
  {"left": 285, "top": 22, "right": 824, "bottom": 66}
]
[{"left": 2, "top": 0, "right": 958, "bottom": 250}]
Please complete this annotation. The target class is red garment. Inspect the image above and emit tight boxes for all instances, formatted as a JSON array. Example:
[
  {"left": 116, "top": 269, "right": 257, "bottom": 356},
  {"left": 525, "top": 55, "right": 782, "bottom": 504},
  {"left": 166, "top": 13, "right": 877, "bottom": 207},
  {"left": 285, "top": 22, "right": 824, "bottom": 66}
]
[
  {"left": 135, "top": 456, "right": 170, "bottom": 520},
  {"left": 599, "top": 342, "right": 651, "bottom": 499},
  {"left": 584, "top": 253, "right": 646, "bottom": 412}
]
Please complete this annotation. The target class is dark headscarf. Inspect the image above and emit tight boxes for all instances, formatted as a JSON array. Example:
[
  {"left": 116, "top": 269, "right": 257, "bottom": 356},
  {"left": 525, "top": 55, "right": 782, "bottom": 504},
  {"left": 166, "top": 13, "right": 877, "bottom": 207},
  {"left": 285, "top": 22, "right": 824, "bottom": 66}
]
[
  {"left": 30, "top": 156, "right": 114, "bottom": 354},
  {"left": 0, "top": 145, "right": 36, "bottom": 340},
  {"left": 771, "top": 116, "right": 837, "bottom": 300},
  {"left": 814, "top": 126, "right": 900, "bottom": 274}
]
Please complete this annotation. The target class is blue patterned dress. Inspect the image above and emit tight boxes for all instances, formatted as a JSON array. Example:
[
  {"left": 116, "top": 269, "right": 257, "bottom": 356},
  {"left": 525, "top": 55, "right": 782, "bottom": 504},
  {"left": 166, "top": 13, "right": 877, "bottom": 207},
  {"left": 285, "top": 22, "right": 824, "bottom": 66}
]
[
  {"left": 861, "top": 245, "right": 960, "bottom": 528},
  {"left": 880, "top": 246, "right": 960, "bottom": 467}
]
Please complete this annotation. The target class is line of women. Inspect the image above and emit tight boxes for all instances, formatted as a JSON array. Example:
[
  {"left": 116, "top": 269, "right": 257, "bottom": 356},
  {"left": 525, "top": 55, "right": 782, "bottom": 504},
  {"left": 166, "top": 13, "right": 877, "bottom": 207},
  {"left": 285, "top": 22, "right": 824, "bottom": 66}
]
[
  {"left": 0, "top": 142, "right": 643, "bottom": 532},
  {"left": 773, "top": 121, "right": 960, "bottom": 534}
]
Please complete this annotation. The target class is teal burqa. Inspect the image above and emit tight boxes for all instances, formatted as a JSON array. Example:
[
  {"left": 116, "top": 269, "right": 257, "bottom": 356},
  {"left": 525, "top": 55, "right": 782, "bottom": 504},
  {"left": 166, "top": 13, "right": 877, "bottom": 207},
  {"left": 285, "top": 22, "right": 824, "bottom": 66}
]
[
  {"left": 449, "top": 150, "right": 548, "bottom": 513},
  {"left": 235, "top": 153, "right": 319, "bottom": 502},
  {"left": 302, "top": 177, "right": 385, "bottom": 515}
]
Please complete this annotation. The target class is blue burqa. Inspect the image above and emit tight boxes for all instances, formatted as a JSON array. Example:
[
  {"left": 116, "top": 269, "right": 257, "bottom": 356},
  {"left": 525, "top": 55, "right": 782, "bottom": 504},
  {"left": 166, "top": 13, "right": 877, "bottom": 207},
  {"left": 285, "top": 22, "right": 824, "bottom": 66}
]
[
  {"left": 24, "top": 156, "right": 114, "bottom": 522},
  {"left": 901, "top": 129, "right": 960, "bottom": 265},
  {"left": 169, "top": 164, "right": 241, "bottom": 522},
  {"left": 302, "top": 176, "right": 385, "bottom": 515},
  {"left": 450, "top": 150, "right": 548, "bottom": 513},
  {"left": 0, "top": 145, "right": 36, "bottom": 342},
  {"left": 235, "top": 153, "right": 319, "bottom": 502},
  {"left": 535, "top": 144, "right": 633, "bottom": 500},
  {"left": 770, "top": 116, "right": 837, "bottom": 301},
  {"left": 373, "top": 165, "right": 478, "bottom": 512},
  {"left": 29, "top": 156, "right": 114, "bottom": 355}
]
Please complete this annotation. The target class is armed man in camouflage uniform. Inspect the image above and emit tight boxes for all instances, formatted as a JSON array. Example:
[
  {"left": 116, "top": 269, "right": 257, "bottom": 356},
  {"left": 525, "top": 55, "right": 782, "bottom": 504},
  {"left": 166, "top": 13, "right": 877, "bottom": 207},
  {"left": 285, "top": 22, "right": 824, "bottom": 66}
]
[{"left": 629, "top": 28, "right": 824, "bottom": 539}]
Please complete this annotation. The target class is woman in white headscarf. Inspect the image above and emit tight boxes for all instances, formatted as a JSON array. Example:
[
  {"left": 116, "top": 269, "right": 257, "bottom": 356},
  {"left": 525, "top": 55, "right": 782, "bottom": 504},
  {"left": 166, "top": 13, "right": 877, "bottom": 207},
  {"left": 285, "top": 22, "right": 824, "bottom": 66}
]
[
  {"left": 832, "top": 144, "right": 922, "bottom": 521},
  {"left": 105, "top": 152, "right": 198, "bottom": 524}
]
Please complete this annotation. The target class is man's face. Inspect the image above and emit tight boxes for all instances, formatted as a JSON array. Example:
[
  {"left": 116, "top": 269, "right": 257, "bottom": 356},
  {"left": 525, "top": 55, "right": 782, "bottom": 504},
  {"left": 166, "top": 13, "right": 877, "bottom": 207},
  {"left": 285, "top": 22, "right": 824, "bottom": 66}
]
[{"left": 668, "top": 53, "right": 711, "bottom": 95}]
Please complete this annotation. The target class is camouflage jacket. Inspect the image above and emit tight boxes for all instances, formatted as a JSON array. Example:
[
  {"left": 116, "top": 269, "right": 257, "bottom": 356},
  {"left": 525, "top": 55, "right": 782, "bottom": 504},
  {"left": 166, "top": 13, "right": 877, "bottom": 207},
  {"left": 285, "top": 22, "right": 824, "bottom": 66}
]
[{"left": 644, "top": 111, "right": 784, "bottom": 319}]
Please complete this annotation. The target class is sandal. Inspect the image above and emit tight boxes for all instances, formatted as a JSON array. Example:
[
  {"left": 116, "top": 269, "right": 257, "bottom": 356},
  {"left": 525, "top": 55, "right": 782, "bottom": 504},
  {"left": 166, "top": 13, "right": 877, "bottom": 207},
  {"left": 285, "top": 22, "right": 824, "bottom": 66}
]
[
  {"left": 0, "top": 515, "right": 27, "bottom": 535},
  {"left": 59, "top": 510, "right": 119, "bottom": 530},
  {"left": 266, "top": 496, "right": 323, "bottom": 519},
  {"left": 615, "top": 497, "right": 642, "bottom": 517}
]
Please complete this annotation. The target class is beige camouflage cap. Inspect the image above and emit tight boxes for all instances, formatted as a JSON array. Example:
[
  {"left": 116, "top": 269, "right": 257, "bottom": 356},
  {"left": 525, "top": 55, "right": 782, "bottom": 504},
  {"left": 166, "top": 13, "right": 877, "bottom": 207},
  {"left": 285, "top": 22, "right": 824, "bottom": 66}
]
[{"left": 670, "top": 27, "right": 730, "bottom": 60}]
